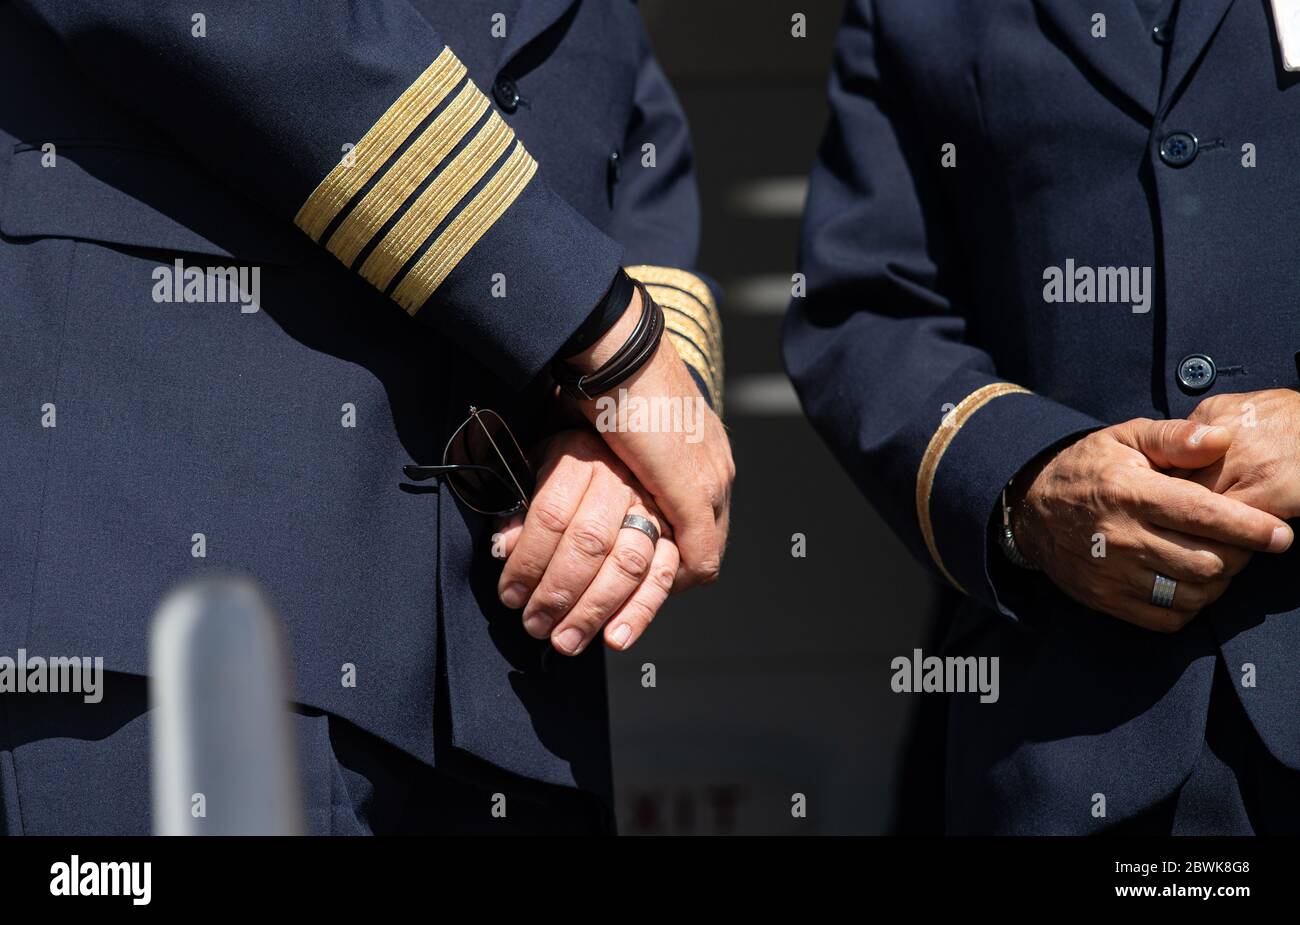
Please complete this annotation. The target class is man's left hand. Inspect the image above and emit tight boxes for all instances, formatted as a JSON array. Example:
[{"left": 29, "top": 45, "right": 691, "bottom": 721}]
[
  {"left": 1175, "top": 389, "right": 1300, "bottom": 520},
  {"left": 495, "top": 429, "right": 679, "bottom": 655}
]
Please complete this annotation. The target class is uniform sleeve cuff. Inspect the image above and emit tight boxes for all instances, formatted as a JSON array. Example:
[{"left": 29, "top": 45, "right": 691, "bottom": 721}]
[
  {"left": 290, "top": 45, "right": 626, "bottom": 388},
  {"left": 921, "top": 377, "right": 1104, "bottom": 618},
  {"left": 430, "top": 181, "right": 626, "bottom": 387},
  {"left": 625, "top": 265, "right": 723, "bottom": 413}
]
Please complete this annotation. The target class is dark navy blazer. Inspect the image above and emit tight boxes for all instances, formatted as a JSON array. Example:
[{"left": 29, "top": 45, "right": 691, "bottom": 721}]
[
  {"left": 0, "top": 0, "right": 719, "bottom": 800},
  {"left": 785, "top": 0, "right": 1300, "bottom": 832}
]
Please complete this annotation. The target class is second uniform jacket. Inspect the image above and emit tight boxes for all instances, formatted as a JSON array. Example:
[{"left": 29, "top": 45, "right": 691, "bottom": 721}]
[{"left": 785, "top": 0, "right": 1300, "bottom": 833}]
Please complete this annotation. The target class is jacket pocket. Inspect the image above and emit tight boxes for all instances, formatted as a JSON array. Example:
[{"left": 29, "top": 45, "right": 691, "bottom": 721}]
[{"left": 1, "top": 141, "right": 303, "bottom": 265}]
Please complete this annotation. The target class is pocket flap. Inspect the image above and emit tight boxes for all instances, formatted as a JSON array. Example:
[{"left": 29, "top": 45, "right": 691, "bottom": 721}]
[{"left": 1, "top": 142, "right": 303, "bottom": 264}]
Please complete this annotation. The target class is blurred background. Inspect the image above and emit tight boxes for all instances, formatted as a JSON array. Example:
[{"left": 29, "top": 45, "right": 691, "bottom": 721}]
[{"left": 605, "top": 0, "right": 949, "bottom": 834}]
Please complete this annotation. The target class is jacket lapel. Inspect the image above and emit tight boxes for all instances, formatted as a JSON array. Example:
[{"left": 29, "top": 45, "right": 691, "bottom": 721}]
[
  {"left": 1159, "top": 0, "right": 1237, "bottom": 116},
  {"left": 496, "top": 0, "right": 579, "bottom": 74},
  {"left": 1032, "top": 0, "right": 1158, "bottom": 119}
]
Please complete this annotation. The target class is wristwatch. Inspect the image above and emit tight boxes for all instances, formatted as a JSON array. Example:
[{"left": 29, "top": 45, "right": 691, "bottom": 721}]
[{"left": 997, "top": 479, "right": 1038, "bottom": 570}]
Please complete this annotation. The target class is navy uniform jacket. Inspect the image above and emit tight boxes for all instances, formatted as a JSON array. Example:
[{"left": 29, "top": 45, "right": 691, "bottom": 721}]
[
  {"left": 0, "top": 0, "right": 721, "bottom": 799},
  {"left": 785, "top": 0, "right": 1300, "bottom": 833}
]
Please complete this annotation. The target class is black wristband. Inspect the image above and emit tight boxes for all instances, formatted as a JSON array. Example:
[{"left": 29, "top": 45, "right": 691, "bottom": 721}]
[
  {"left": 551, "top": 281, "right": 664, "bottom": 400},
  {"left": 557, "top": 268, "right": 637, "bottom": 360}
]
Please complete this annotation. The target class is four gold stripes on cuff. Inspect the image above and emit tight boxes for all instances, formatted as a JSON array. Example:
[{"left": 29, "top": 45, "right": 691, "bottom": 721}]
[
  {"left": 648, "top": 284, "right": 724, "bottom": 393},
  {"left": 295, "top": 52, "right": 722, "bottom": 360},
  {"left": 392, "top": 141, "right": 538, "bottom": 314},
  {"left": 360, "top": 110, "right": 515, "bottom": 292},
  {"left": 625, "top": 265, "right": 716, "bottom": 308},
  {"left": 662, "top": 311, "right": 721, "bottom": 407},
  {"left": 627, "top": 267, "right": 724, "bottom": 408},
  {"left": 295, "top": 46, "right": 464, "bottom": 243},
  {"left": 915, "top": 382, "right": 1030, "bottom": 593},
  {"left": 294, "top": 45, "right": 541, "bottom": 313},
  {"left": 326, "top": 82, "right": 487, "bottom": 268},
  {"left": 626, "top": 265, "right": 722, "bottom": 351},
  {"left": 647, "top": 284, "right": 721, "bottom": 356}
]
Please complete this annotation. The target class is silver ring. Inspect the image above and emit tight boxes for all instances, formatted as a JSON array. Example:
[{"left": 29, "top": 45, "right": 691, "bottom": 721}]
[
  {"left": 1151, "top": 573, "right": 1178, "bottom": 609},
  {"left": 620, "top": 514, "right": 659, "bottom": 546}
]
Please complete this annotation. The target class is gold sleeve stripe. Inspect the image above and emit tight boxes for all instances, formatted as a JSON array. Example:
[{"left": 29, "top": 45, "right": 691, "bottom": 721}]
[
  {"left": 663, "top": 313, "right": 722, "bottom": 403},
  {"left": 663, "top": 307, "right": 720, "bottom": 372},
  {"left": 649, "top": 286, "right": 722, "bottom": 362},
  {"left": 634, "top": 273, "right": 722, "bottom": 359},
  {"left": 666, "top": 331, "right": 720, "bottom": 407},
  {"left": 326, "top": 82, "right": 487, "bottom": 268},
  {"left": 391, "top": 141, "right": 537, "bottom": 314},
  {"left": 915, "top": 382, "right": 1030, "bottom": 593},
  {"left": 625, "top": 265, "right": 715, "bottom": 318},
  {"left": 360, "top": 110, "right": 515, "bottom": 292},
  {"left": 628, "top": 269, "right": 724, "bottom": 411},
  {"left": 295, "top": 47, "right": 464, "bottom": 242}
]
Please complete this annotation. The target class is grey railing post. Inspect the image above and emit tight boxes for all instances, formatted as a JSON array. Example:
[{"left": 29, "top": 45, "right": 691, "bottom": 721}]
[{"left": 149, "top": 577, "right": 305, "bottom": 835}]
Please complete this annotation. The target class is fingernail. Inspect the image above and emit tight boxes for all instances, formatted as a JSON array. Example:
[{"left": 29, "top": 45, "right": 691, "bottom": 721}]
[
  {"left": 499, "top": 515, "right": 525, "bottom": 533},
  {"left": 501, "top": 583, "right": 528, "bottom": 609},
  {"left": 554, "top": 627, "right": 584, "bottom": 654},
  {"left": 523, "top": 614, "right": 552, "bottom": 638},
  {"left": 1270, "top": 526, "right": 1293, "bottom": 553},
  {"left": 610, "top": 623, "right": 632, "bottom": 649},
  {"left": 1189, "top": 424, "right": 1221, "bottom": 446}
]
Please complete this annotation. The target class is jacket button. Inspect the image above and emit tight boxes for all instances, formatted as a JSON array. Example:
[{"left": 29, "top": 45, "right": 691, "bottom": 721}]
[
  {"left": 1177, "top": 354, "right": 1216, "bottom": 391},
  {"left": 493, "top": 75, "right": 520, "bottom": 113},
  {"left": 1152, "top": 21, "right": 1172, "bottom": 45},
  {"left": 607, "top": 150, "right": 621, "bottom": 185},
  {"left": 1159, "top": 131, "right": 1198, "bottom": 167}
]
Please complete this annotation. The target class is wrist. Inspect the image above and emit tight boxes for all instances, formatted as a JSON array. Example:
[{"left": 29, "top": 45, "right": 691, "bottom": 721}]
[
  {"left": 1008, "top": 441, "right": 1059, "bottom": 508},
  {"left": 1001, "top": 448, "right": 1059, "bottom": 569},
  {"left": 997, "top": 477, "right": 1039, "bottom": 570},
  {"left": 569, "top": 286, "right": 642, "bottom": 374},
  {"left": 552, "top": 282, "right": 665, "bottom": 402}
]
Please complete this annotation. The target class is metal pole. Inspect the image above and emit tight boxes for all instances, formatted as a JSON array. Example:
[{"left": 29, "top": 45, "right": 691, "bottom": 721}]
[{"left": 149, "top": 576, "right": 305, "bottom": 835}]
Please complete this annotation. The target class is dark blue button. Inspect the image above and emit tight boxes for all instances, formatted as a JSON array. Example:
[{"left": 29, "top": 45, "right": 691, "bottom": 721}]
[
  {"left": 1177, "top": 354, "right": 1216, "bottom": 391},
  {"left": 1159, "top": 131, "right": 1198, "bottom": 167},
  {"left": 1152, "top": 21, "right": 1172, "bottom": 45},
  {"left": 493, "top": 75, "right": 520, "bottom": 113},
  {"left": 607, "top": 150, "right": 621, "bottom": 185}
]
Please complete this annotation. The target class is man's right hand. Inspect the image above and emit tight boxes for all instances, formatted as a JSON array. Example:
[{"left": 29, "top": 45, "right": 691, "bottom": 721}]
[
  {"left": 567, "top": 286, "right": 735, "bottom": 589},
  {"left": 1008, "top": 418, "right": 1293, "bottom": 632}
]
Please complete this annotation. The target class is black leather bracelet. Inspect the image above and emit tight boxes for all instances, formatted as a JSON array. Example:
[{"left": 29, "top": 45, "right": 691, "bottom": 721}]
[
  {"left": 557, "top": 268, "right": 636, "bottom": 360},
  {"left": 551, "top": 281, "right": 665, "bottom": 400}
]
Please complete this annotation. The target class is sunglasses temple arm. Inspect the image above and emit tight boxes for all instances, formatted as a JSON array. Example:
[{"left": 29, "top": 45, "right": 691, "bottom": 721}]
[{"left": 402, "top": 463, "right": 498, "bottom": 482}]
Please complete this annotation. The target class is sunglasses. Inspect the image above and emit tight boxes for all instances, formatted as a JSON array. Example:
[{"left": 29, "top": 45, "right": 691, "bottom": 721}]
[{"left": 402, "top": 406, "right": 535, "bottom": 516}]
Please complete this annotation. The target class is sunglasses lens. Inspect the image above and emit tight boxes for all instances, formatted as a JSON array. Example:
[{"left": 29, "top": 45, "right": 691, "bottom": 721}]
[{"left": 444, "top": 410, "right": 534, "bottom": 514}]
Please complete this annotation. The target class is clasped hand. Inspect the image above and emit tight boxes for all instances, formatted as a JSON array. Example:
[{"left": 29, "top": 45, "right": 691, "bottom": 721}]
[
  {"left": 1011, "top": 389, "right": 1300, "bottom": 632},
  {"left": 494, "top": 298, "right": 734, "bottom": 654}
]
